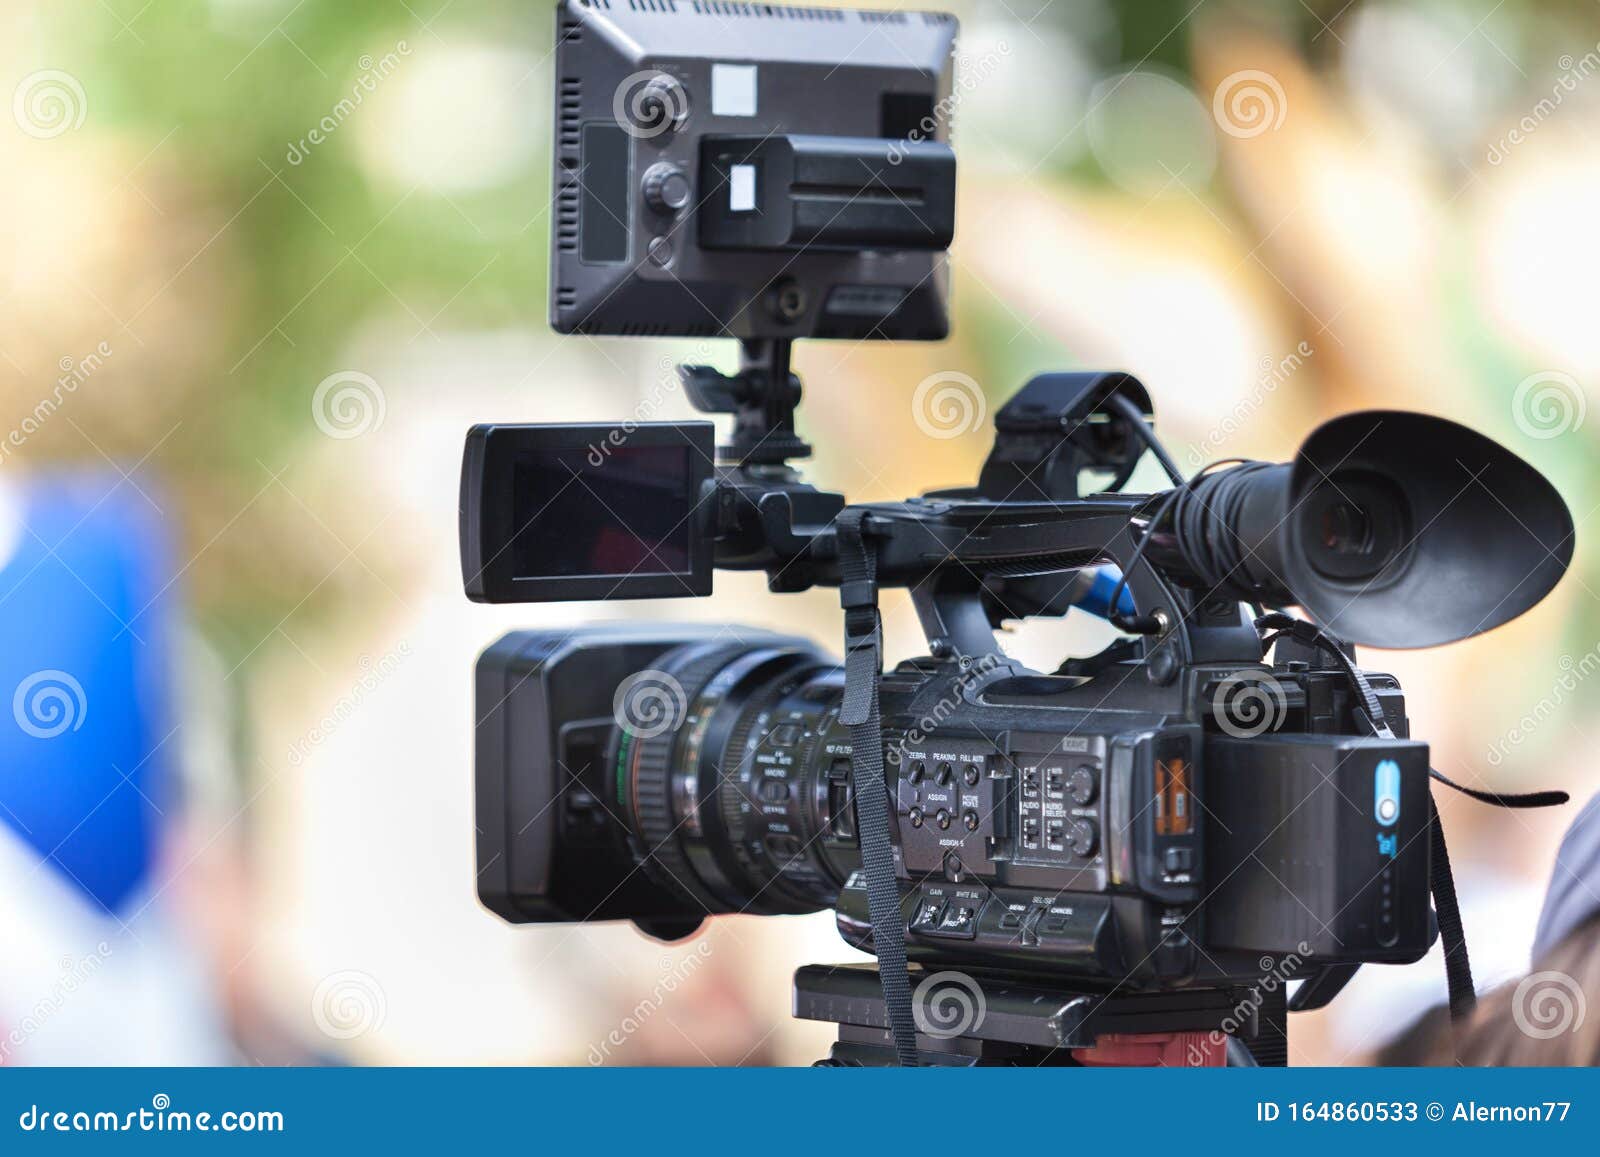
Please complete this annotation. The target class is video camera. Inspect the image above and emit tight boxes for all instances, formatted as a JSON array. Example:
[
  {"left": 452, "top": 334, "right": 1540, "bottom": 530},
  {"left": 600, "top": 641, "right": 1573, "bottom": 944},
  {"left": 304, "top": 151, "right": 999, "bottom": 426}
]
[{"left": 459, "top": 0, "right": 1574, "bottom": 1065}]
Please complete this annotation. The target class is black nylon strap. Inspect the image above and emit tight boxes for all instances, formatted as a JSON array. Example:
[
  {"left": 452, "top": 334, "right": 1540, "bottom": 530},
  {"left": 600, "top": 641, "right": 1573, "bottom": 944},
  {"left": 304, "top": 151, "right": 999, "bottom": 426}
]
[
  {"left": 1256, "top": 613, "right": 1392, "bottom": 737},
  {"left": 835, "top": 508, "right": 920, "bottom": 1067},
  {"left": 1427, "top": 795, "right": 1476, "bottom": 1023},
  {"left": 1424, "top": 772, "right": 1568, "bottom": 1027},
  {"left": 1428, "top": 768, "right": 1568, "bottom": 810}
]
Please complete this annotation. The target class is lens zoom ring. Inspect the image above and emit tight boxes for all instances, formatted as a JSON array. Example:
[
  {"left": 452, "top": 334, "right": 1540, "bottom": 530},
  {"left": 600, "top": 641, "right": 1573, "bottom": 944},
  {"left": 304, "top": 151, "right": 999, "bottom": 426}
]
[{"left": 625, "top": 645, "right": 747, "bottom": 911}]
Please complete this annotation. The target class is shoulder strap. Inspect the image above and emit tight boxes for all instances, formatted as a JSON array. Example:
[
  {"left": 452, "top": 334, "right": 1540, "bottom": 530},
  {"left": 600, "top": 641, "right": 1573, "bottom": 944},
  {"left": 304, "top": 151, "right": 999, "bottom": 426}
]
[{"left": 835, "top": 508, "right": 920, "bottom": 1066}]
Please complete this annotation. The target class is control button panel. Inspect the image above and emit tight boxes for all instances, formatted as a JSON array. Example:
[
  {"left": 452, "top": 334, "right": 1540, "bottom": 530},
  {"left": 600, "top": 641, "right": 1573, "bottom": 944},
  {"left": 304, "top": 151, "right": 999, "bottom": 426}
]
[
  {"left": 907, "top": 882, "right": 985, "bottom": 941},
  {"left": 894, "top": 739, "right": 999, "bottom": 876},
  {"left": 905, "top": 883, "right": 1115, "bottom": 967},
  {"left": 1015, "top": 750, "right": 1104, "bottom": 873}
]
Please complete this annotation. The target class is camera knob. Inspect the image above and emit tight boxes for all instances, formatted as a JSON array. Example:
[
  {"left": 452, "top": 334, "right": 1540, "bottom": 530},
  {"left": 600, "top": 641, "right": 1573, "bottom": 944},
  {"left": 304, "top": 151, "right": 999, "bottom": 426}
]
[
  {"left": 642, "top": 163, "right": 692, "bottom": 214},
  {"left": 1068, "top": 766, "right": 1097, "bottom": 806},
  {"left": 629, "top": 74, "right": 689, "bottom": 137},
  {"left": 1070, "top": 818, "right": 1099, "bottom": 858}
]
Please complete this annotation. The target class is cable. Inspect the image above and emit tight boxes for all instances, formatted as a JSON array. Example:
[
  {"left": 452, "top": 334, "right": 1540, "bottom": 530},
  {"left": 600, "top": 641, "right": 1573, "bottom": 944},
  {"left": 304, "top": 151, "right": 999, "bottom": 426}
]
[
  {"left": 1093, "top": 401, "right": 1283, "bottom": 634},
  {"left": 1104, "top": 392, "right": 1185, "bottom": 486},
  {"left": 1106, "top": 458, "right": 1258, "bottom": 634},
  {"left": 1107, "top": 486, "right": 1182, "bottom": 635}
]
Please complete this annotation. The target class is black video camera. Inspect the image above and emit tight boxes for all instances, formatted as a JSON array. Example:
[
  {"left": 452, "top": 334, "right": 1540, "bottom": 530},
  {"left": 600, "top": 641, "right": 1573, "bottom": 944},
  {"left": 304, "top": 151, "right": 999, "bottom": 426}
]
[{"left": 458, "top": 1, "right": 1574, "bottom": 1065}]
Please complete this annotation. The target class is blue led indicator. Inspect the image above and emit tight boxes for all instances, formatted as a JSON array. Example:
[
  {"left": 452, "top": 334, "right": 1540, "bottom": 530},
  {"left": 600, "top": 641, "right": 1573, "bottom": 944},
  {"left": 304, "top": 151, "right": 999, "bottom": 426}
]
[{"left": 1374, "top": 759, "right": 1401, "bottom": 827}]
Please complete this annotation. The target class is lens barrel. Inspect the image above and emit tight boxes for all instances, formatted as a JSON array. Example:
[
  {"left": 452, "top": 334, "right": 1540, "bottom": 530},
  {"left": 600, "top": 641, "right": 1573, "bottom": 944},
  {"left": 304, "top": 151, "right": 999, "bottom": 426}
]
[{"left": 610, "top": 639, "right": 858, "bottom": 920}]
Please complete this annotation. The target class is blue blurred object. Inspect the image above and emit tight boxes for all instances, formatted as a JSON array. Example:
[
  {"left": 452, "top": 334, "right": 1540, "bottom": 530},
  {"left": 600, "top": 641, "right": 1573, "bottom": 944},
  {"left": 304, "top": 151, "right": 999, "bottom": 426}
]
[
  {"left": 1071, "top": 567, "right": 1137, "bottom": 621},
  {"left": 0, "top": 473, "right": 177, "bottom": 915}
]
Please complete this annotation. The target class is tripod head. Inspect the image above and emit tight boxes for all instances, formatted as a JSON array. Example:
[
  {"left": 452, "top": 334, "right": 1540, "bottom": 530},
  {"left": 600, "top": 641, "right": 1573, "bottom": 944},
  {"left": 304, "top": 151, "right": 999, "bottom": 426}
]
[{"left": 793, "top": 964, "right": 1278, "bottom": 1067}]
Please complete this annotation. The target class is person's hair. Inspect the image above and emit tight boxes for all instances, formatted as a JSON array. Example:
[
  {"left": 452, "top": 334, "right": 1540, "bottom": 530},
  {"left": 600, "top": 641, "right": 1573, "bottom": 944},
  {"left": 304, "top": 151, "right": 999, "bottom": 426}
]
[
  {"left": 1456, "top": 913, "right": 1600, "bottom": 1066},
  {"left": 1373, "top": 914, "right": 1600, "bottom": 1066}
]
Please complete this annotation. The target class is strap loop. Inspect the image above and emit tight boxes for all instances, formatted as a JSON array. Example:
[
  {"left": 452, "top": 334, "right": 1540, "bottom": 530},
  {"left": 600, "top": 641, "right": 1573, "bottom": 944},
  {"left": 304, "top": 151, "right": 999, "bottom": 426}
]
[{"left": 839, "top": 577, "right": 878, "bottom": 611}]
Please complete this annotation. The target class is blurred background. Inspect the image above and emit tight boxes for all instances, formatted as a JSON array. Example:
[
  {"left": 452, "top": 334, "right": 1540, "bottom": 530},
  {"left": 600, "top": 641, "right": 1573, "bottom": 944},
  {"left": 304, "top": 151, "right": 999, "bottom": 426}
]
[{"left": 1, "top": 0, "right": 1597, "bottom": 1066}]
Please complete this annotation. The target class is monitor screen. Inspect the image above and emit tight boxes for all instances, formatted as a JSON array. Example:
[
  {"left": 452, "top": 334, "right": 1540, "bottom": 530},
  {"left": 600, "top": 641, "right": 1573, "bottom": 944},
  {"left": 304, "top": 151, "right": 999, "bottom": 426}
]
[
  {"left": 460, "top": 421, "right": 715, "bottom": 604},
  {"left": 512, "top": 444, "right": 695, "bottom": 582}
]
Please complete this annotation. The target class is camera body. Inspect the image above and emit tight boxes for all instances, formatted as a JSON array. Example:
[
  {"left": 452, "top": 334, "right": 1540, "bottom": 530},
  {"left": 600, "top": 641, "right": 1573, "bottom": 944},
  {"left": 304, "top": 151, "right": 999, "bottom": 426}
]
[
  {"left": 475, "top": 624, "right": 1433, "bottom": 989},
  {"left": 460, "top": 0, "right": 1574, "bottom": 1058}
]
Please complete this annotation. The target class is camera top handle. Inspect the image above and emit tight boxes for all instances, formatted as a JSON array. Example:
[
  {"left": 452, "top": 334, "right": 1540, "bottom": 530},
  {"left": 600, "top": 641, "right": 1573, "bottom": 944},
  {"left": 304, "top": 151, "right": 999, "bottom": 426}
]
[{"left": 697, "top": 366, "right": 1264, "bottom": 672}]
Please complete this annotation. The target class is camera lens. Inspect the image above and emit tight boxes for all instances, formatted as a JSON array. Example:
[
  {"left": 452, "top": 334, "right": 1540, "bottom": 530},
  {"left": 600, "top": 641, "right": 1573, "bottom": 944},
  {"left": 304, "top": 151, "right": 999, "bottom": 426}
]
[
  {"left": 1300, "top": 473, "right": 1411, "bottom": 583},
  {"left": 1319, "top": 500, "right": 1373, "bottom": 556},
  {"left": 611, "top": 640, "right": 857, "bottom": 919}
]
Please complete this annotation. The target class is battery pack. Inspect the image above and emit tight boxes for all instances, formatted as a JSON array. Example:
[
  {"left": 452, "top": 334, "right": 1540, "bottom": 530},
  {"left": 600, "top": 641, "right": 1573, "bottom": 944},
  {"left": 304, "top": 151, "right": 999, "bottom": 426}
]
[{"left": 1201, "top": 734, "right": 1433, "bottom": 963}]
